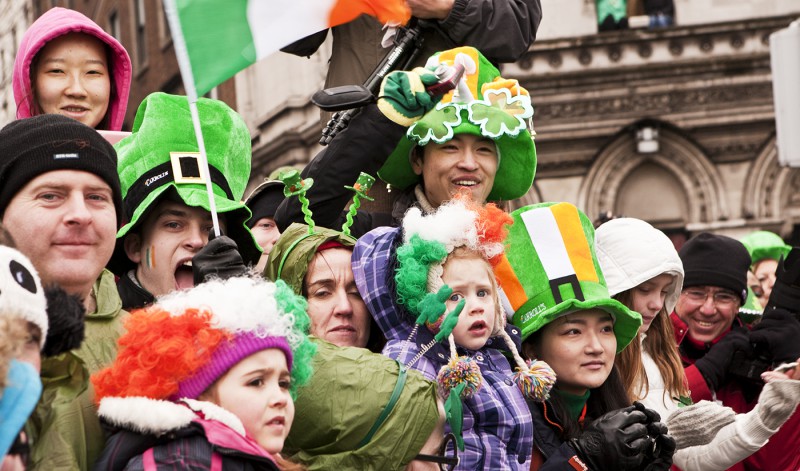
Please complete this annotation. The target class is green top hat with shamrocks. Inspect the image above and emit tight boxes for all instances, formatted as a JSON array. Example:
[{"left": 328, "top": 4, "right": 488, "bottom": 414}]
[
  {"left": 109, "top": 92, "right": 260, "bottom": 274},
  {"left": 378, "top": 46, "right": 537, "bottom": 202}
]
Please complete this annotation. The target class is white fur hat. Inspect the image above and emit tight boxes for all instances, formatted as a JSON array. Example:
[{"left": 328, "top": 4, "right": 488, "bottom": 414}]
[{"left": 0, "top": 246, "right": 47, "bottom": 348}]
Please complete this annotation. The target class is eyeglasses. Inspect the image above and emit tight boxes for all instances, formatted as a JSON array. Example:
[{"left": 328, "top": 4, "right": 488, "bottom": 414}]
[
  {"left": 414, "top": 432, "right": 459, "bottom": 471},
  {"left": 682, "top": 288, "right": 739, "bottom": 308}
]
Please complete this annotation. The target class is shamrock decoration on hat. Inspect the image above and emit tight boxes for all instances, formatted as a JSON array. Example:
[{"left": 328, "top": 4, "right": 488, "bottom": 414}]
[{"left": 379, "top": 46, "right": 537, "bottom": 202}]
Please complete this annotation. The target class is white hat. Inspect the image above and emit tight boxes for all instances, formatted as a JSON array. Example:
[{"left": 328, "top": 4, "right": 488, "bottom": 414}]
[{"left": 0, "top": 246, "right": 47, "bottom": 348}]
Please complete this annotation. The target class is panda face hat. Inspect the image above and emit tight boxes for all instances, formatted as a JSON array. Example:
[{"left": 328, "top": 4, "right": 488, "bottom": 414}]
[{"left": 0, "top": 246, "right": 47, "bottom": 348}]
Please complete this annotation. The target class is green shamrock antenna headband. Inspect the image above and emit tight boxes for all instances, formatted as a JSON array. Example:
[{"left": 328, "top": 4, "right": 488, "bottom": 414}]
[
  {"left": 342, "top": 172, "right": 375, "bottom": 236},
  {"left": 279, "top": 170, "right": 315, "bottom": 234}
]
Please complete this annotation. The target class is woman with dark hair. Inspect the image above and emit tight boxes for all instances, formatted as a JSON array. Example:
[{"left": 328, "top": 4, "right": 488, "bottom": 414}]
[
  {"left": 496, "top": 202, "right": 675, "bottom": 470},
  {"left": 13, "top": 7, "right": 131, "bottom": 130}
]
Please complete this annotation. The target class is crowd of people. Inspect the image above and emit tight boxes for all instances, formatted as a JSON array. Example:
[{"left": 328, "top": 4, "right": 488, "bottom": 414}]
[{"left": 1, "top": 4, "right": 799, "bottom": 471}]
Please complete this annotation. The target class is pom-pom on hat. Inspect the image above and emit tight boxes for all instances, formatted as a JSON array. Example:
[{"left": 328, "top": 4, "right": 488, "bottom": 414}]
[
  {"left": 497, "top": 202, "right": 642, "bottom": 351},
  {"left": 92, "top": 276, "right": 316, "bottom": 402},
  {"left": 679, "top": 232, "right": 750, "bottom": 303},
  {"left": 378, "top": 46, "right": 537, "bottom": 202},
  {"left": 0, "top": 246, "right": 47, "bottom": 349},
  {"left": 740, "top": 230, "right": 791, "bottom": 266},
  {"left": 596, "top": 218, "right": 684, "bottom": 314},
  {"left": 109, "top": 92, "right": 260, "bottom": 274}
]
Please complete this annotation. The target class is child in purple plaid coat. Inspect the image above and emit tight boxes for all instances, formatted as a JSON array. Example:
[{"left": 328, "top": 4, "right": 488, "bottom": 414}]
[{"left": 353, "top": 197, "right": 555, "bottom": 470}]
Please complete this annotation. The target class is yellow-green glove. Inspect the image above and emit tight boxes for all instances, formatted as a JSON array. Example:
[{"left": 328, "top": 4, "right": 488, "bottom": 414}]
[{"left": 378, "top": 67, "right": 441, "bottom": 126}]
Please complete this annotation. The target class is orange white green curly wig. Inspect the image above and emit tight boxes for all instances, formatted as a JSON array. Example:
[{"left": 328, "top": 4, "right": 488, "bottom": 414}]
[{"left": 92, "top": 276, "right": 315, "bottom": 403}]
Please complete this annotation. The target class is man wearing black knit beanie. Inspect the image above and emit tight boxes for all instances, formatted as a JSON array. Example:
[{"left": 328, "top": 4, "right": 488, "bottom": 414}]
[
  {"left": 671, "top": 232, "right": 800, "bottom": 470},
  {"left": 0, "top": 114, "right": 126, "bottom": 470}
]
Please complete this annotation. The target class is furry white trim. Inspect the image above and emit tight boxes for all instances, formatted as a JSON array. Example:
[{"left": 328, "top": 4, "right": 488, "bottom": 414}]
[
  {"left": 98, "top": 396, "right": 247, "bottom": 436},
  {"left": 153, "top": 275, "right": 304, "bottom": 349},
  {"left": 98, "top": 396, "right": 197, "bottom": 435}
]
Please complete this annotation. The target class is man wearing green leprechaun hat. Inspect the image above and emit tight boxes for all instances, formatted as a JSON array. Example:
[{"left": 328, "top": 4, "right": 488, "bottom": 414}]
[
  {"left": 274, "top": 46, "right": 536, "bottom": 238},
  {"left": 108, "top": 92, "right": 261, "bottom": 311}
]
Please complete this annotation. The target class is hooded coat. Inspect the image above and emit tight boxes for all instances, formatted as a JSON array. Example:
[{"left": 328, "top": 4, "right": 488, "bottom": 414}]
[
  {"left": 95, "top": 397, "right": 280, "bottom": 471},
  {"left": 13, "top": 7, "right": 132, "bottom": 131},
  {"left": 352, "top": 226, "right": 533, "bottom": 470}
]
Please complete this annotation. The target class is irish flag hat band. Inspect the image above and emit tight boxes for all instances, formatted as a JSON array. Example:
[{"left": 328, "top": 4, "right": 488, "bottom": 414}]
[{"left": 495, "top": 202, "right": 641, "bottom": 351}]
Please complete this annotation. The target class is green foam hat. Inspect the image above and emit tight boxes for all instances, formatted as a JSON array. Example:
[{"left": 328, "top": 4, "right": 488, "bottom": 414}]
[
  {"left": 110, "top": 92, "right": 260, "bottom": 272},
  {"left": 740, "top": 230, "right": 791, "bottom": 266},
  {"left": 495, "top": 202, "right": 642, "bottom": 351},
  {"left": 378, "top": 46, "right": 537, "bottom": 202}
]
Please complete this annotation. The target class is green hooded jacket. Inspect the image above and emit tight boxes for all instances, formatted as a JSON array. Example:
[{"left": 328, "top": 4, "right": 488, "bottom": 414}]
[
  {"left": 285, "top": 338, "right": 440, "bottom": 470},
  {"left": 27, "top": 269, "right": 127, "bottom": 471}
]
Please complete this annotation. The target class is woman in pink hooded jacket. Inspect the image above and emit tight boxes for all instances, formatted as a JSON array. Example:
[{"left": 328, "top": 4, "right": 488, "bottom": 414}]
[{"left": 13, "top": 7, "right": 131, "bottom": 130}]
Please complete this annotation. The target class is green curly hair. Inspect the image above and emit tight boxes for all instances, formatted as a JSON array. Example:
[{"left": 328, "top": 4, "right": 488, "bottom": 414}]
[
  {"left": 394, "top": 234, "right": 449, "bottom": 317},
  {"left": 273, "top": 279, "right": 317, "bottom": 399}
]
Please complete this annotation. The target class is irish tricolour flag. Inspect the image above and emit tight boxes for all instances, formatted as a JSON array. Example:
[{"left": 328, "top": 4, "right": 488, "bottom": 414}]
[{"left": 167, "top": 0, "right": 411, "bottom": 95}]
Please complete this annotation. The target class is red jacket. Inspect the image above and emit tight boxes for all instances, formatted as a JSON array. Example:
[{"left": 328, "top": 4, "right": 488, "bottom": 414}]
[{"left": 671, "top": 312, "right": 800, "bottom": 471}]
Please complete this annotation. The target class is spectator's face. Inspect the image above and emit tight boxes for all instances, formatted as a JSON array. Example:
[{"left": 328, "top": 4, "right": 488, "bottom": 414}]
[
  {"left": 304, "top": 248, "right": 370, "bottom": 348},
  {"left": 753, "top": 259, "right": 778, "bottom": 306},
  {"left": 200, "top": 349, "right": 294, "bottom": 455},
  {"left": 675, "top": 286, "right": 740, "bottom": 343},
  {"left": 524, "top": 309, "right": 616, "bottom": 396},
  {"left": 251, "top": 217, "right": 280, "bottom": 273},
  {"left": 18, "top": 322, "right": 42, "bottom": 373},
  {"left": 2, "top": 170, "right": 116, "bottom": 296},
  {"left": 124, "top": 200, "right": 224, "bottom": 298},
  {"left": 33, "top": 33, "right": 111, "bottom": 129},
  {"left": 631, "top": 273, "right": 674, "bottom": 333},
  {"left": 412, "top": 134, "right": 498, "bottom": 207},
  {"left": 445, "top": 255, "right": 497, "bottom": 351}
]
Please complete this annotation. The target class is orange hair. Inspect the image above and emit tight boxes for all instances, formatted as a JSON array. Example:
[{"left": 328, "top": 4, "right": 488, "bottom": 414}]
[{"left": 92, "top": 307, "right": 228, "bottom": 402}]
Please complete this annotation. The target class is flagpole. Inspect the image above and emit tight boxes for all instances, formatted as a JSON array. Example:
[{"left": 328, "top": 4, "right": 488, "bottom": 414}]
[{"left": 163, "top": 0, "right": 222, "bottom": 238}]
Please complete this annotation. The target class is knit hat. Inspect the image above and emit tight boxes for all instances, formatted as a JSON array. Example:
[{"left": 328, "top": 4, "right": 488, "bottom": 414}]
[
  {"left": 394, "top": 196, "right": 555, "bottom": 396},
  {"left": 92, "top": 275, "right": 316, "bottom": 403},
  {"left": 0, "top": 246, "right": 48, "bottom": 349},
  {"left": 110, "top": 92, "right": 260, "bottom": 273},
  {"left": 378, "top": 46, "right": 537, "bottom": 202},
  {"left": 497, "top": 202, "right": 642, "bottom": 351},
  {"left": 679, "top": 232, "right": 750, "bottom": 303},
  {"left": 740, "top": 230, "right": 791, "bottom": 266},
  {"left": 0, "top": 114, "right": 123, "bottom": 225},
  {"left": 595, "top": 218, "right": 684, "bottom": 314},
  {"left": 244, "top": 179, "right": 285, "bottom": 229}
]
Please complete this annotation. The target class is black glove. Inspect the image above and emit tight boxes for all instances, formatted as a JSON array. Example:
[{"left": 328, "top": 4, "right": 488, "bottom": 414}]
[
  {"left": 748, "top": 308, "right": 800, "bottom": 364},
  {"left": 570, "top": 406, "right": 651, "bottom": 471},
  {"left": 192, "top": 233, "right": 248, "bottom": 285},
  {"left": 630, "top": 402, "right": 676, "bottom": 471},
  {"left": 42, "top": 285, "right": 85, "bottom": 357},
  {"left": 694, "top": 328, "right": 752, "bottom": 391}
]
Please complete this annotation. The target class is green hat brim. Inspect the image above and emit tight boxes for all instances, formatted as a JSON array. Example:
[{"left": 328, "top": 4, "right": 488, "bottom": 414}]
[
  {"left": 378, "top": 113, "right": 536, "bottom": 202},
  {"left": 515, "top": 291, "right": 642, "bottom": 353},
  {"left": 108, "top": 183, "right": 261, "bottom": 275}
]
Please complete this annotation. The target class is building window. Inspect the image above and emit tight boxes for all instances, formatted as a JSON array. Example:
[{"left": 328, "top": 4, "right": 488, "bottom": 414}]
[
  {"left": 158, "top": 0, "right": 172, "bottom": 45},
  {"left": 108, "top": 10, "right": 120, "bottom": 41},
  {"left": 134, "top": 0, "right": 147, "bottom": 68}
]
